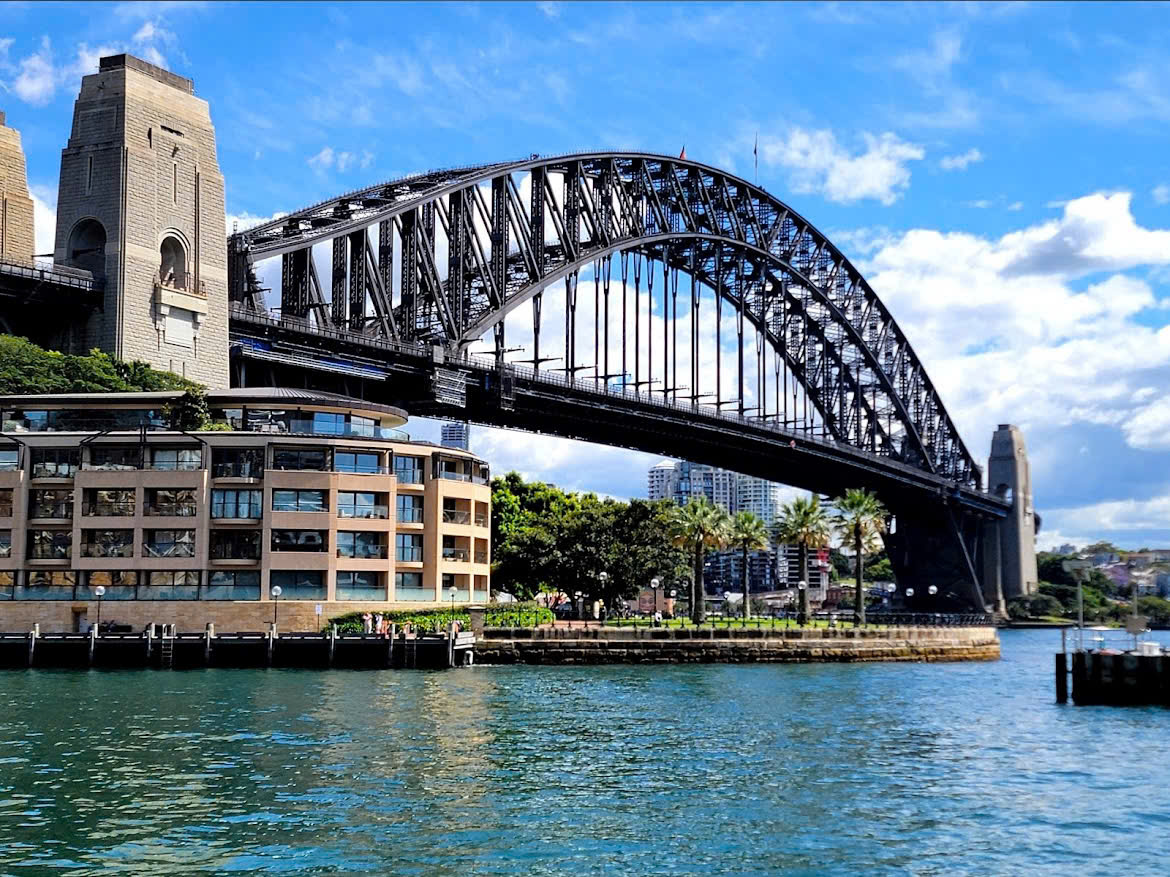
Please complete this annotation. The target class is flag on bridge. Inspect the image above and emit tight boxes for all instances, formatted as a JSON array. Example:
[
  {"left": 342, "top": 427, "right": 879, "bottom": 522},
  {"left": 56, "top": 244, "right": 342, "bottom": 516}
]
[{"left": 679, "top": 145, "right": 687, "bottom": 160}]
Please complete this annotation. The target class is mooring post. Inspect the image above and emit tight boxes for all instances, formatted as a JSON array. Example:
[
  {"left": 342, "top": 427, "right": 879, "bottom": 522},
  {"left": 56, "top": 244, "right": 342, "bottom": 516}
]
[
  {"left": 267, "top": 622, "right": 275, "bottom": 667},
  {"left": 329, "top": 623, "right": 336, "bottom": 668},
  {"left": 145, "top": 624, "right": 153, "bottom": 662},
  {"left": 205, "top": 623, "right": 214, "bottom": 666},
  {"left": 448, "top": 621, "right": 456, "bottom": 669},
  {"left": 88, "top": 625, "right": 97, "bottom": 666},
  {"left": 389, "top": 623, "right": 397, "bottom": 668},
  {"left": 28, "top": 623, "right": 38, "bottom": 668},
  {"left": 1055, "top": 652, "right": 1068, "bottom": 703}
]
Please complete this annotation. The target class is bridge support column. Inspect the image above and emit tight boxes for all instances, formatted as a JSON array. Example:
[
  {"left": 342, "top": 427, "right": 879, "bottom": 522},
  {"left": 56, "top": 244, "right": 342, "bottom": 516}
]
[{"left": 982, "top": 424, "right": 1038, "bottom": 606}]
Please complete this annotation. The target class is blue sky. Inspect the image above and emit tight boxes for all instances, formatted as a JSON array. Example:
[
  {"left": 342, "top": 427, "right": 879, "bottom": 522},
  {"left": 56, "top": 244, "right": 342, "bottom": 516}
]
[{"left": 6, "top": 1, "right": 1170, "bottom": 548}]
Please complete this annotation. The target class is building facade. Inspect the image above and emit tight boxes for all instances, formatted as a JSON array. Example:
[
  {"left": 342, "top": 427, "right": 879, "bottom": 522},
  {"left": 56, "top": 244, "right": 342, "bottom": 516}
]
[
  {"left": 0, "top": 388, "right": 491, "bottom": 631},
  {"left": 0, "top": 112, "right": 35, "bottom": 265}
]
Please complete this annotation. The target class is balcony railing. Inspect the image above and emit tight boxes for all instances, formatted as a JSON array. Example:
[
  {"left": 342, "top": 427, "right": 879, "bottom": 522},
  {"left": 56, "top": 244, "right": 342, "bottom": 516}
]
[
  {"left": 338, "top": 505, "right": 389, "bottom": 519},
  {"left": 155, "top": 268, "right": 207, "bottom": 296},
  {"left": 475, "top": 513, "right": 488, "bottom": 527},
  {"left": 80, "top": 543, "right": 133, "bottom": 558},
  {"left": 144, "top": 543, "right": 196, "bottom": 558},
  {"left": 396, "top": 548, "right": 423, "bottom": 563},
  {"left": 210, "top": 504, "right": 263, "bottom": 520},
  {"left": 336, "top": 546, "right": 389, "bottom": 559},
  {"left": 394, "top": 469, "right": 424, "bottom": 484},
  {"left": 332, "top": 465, "right": 393, "bottom": 476},
  {"left": 209, "top": 548, "right": 261, "bottom": 561},
  {"left": 442, "top": 509, "right": 471, "bottom": 525},
  {"left": 29, "top": 504, "right": 73, "bottom": 520},
  {"left": 474, "top": 551, "right": 488, "bottom": 564},
  {"left": 212, "top": 463, "right": 264, "bottom": 479},
  {"left": 83, "top": 501, "right": 136, "bottom": 517},
  {"left": 31, "top": 464, "right": 77, "bottom": 478},
  {"left": 146, "top": 503, "right": 198, "bottom": 517},
  {"left": 28, "top": 546, "right": 70, "bottom": 560},
  {"left": 442, "top": 548, "right": 469, "bottom": 562}
]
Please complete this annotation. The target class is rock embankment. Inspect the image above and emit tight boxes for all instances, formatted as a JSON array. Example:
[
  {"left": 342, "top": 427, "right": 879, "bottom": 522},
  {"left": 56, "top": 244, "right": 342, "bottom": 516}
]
[{"left": 476, "top": 625, "right": 1000, "bottom": 664}]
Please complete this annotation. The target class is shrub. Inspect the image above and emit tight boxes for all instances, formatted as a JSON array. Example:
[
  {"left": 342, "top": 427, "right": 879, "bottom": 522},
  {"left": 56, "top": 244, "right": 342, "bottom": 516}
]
[{"left": 325, "top": 601, "right": 553, "bottom": 633}]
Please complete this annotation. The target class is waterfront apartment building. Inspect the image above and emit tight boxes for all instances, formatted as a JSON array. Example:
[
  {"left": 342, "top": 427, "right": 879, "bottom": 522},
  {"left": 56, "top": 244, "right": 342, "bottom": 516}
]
[{"left": 0, "top": 388, "right": 491, "bottom": 631}]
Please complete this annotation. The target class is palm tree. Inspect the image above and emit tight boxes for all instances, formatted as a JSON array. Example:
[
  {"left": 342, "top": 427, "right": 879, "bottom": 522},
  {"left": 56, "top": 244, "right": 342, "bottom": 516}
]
[
  {"left": 729, "top": 511, "right": 769, "bottom": 621},
  {"left": 773, "top": 495, "right": 831, "bottom": 625},
  {"left": 668, "top": 498, "right": 731, "bottom": 624},
  {"left": 832, "top": 488, "right": 888, "bottom": 627}
]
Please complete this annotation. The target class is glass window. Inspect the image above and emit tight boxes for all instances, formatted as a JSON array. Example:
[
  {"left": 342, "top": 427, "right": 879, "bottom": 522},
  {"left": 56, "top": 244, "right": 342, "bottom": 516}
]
[
  {"left": 0, "top": 570, "right": 12, "bottom": 598},
  {"left": 0, "top": 530, "right": 10, "bottom": 557},
  {"left": 442, "top": 498, "right": 470, "bottom": 524},
  {"left": 139, "top": 570, "right": 199, "bottom": 600},
  {"left": 394, "top": 571, "right": 429, "bottom": 601},
  {"left": 147, "top": 488, "right": 197, "bottom": 516},
  {"left": 28, "top": 529, "right": 71, "bottom": 559},
  {"left": 396, "top": 494, "right": 423, "bottom": 523},
  {"left": 272, "top": 447, "right": 328, "bottom": 471},
  {"left": 311, "top": 412, "right": 345, "bottom": 435},
  {"left": 204, "top": 570, "right": 261, "bottom": 600},
  {"left": 84, "top": 488, "right": 135, "bottom": 516},
  {"left": 336, "top": 571, "right": 383, "bottom": 601},
  {"left": 272, "top": 489, "right": 327, "bottom": 512},
  {"left": 144, "top": 529, "right": 196, "bottom": 558},
  {"left": 210, "top": 529, "right": 261, "bottom": 560},
  {"left": 211, "top": 489, "right": 262, "bottom": 519},
  {"left": 337, "top": 491, "right": 386, "bottom": 519},
  {"left": 393, "top": 454, "right": 424, "bottom": 484},
  {"left": 442, "top": 536, "right": 469, "bottom": 561},
  {"left": 29, "top": 489, "right": 73, "bottom": 519},
  {"left": 271, "top": 529, "right": 327, "bottom": 553},
  {"left": 336, "top": 531, "right": 387, "bottom": 559},
  {"left": 437, "top": 458, "right": 471, "bottom": 481},
  {"left": 0, "top": 488, "right": 12, "bottom": 517},
  {"left": 211, "top": 447, "right": 264, "bottom": 479},
  {"left": 334, "top": 450, "right": 381, "bottom": 474},
  {"left": 269, "top": 570, "right": 326, "bottom": 600},
  {"left": 79, "top": 571, "right": 137, "bottom": 601},
  {"left": 88, "top": 446, "right": 140, "bottom": 471},
  {"left": 151, "top": 447, "right": 202, "bottom": 470},
  {"left": 395, "top": 533, "right": 423, "bottom": 562},
  {"left": 31, "top": 447, "right": 78, "bottom": 478},
  {"left": 16, "top": 570, "right": 76, "bottom": 599},
  {"left": 81, "top": 529, "right": 134, "bottom": 558},
  {"left": 0, "top": 448, "right": 17, "bottom": 471}
]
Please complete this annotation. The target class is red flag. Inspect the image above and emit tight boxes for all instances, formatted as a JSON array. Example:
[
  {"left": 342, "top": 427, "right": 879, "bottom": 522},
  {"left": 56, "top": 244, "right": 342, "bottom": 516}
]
[{"left": 679, "top": 145, "right": 687, "bottom": 160}]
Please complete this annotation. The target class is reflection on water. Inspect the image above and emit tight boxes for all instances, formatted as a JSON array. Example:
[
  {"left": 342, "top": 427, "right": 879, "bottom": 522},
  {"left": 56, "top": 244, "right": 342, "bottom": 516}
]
[{"left": 1, "top": 631, "right": 1169, "bottom": 874}]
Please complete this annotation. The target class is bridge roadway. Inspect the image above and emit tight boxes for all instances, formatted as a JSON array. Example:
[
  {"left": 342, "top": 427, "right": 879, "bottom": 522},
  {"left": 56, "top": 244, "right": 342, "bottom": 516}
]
[{"left": 228, "top": 306, "right": 1009, "bottom": 520}]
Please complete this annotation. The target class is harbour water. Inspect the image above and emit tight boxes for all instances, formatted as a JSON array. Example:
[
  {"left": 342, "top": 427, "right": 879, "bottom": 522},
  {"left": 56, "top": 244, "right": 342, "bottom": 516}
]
[{"left": 1, "top": 629, "right": 1168, "bottom": 875}]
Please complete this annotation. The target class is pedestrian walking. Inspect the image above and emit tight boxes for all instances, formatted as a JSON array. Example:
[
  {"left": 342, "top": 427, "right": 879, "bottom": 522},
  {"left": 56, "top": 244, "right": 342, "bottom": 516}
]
[{"left": 362, "top": 612, "right": 373, "bottom": 634}]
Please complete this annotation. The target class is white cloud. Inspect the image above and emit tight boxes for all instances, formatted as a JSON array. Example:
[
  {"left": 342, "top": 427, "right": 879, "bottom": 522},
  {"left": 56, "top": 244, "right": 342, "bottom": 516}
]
[
  {"left": 1007, "top": 201, "right": 1024, "bottom": 211},
  {"left": 939, "top": 148, "right": 983, "bottom": 171},
  {"left": 858, "top": 192, "right": 1170, "bottom": 468},
  {"left": 1043, "top": 495, "right": 1170, "bottom": 536},
  {"left": 1153, "top": 184, "right": 1170, "bottom": 205},
  {"left": 30, "top": 184, "right": 57, "bottom": 259},
  {"left": 894, "top": 30, "right": 962, "bottom": 80},
  {"left": 307, "top": 146, "right": 335, "bottom": 170},
  {"left": 758, "top": 128, "right": 924, "bottom": 205},
  {"left": 537, "top": 1, "right": 562, "bottom": 18},
  {"left": 226, "top": 210, "right": 288, "bottom": 234},
  {"left": 11, "top": 37, "right": 57, "bottom": 105}
]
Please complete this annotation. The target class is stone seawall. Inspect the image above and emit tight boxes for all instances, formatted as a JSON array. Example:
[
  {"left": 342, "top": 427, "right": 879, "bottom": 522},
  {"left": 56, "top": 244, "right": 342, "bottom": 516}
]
[{"left": 477, "top": 626, "right": 1000, "bottom": 664}]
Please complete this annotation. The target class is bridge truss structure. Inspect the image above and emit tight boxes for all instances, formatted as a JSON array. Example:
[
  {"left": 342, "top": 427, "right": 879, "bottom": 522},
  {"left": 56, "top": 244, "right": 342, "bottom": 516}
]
[{"left": 227, "top": 152, "right": 1009, "bottom": 609}]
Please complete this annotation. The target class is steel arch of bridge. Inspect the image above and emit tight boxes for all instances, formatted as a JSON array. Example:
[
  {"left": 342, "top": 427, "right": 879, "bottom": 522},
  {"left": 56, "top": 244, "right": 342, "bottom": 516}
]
[{"left": 230, "top": 152, "right": 979, "bottom": 489}]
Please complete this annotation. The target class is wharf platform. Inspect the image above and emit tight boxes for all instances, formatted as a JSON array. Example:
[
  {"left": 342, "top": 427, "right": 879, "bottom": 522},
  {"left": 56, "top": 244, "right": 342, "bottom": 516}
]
[{"left": 0, "top": 624, "right": 475, "bottom": 670}]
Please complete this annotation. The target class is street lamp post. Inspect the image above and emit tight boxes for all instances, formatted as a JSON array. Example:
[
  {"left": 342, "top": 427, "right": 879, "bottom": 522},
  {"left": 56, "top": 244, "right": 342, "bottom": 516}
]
[
  {"left": 574, "top": 590, "right": 584, "bottom": 621},
  {"left": 598, "top": 571, "right": 609, "bottom": 621},
  {"left": 94, "top": 585, "right": 106, "bottom": 631},
  {"left": 650, "top": 577, "right": 661, "bottom": 623},
  {"left": 797, "top": 580, "right": 807, "bottom": 626},
  {"left": 270, "top": 584, "right": 282, "bottom": 626},
  {"left": 449, "top": 585, "right": 458, "bottom": 626}
]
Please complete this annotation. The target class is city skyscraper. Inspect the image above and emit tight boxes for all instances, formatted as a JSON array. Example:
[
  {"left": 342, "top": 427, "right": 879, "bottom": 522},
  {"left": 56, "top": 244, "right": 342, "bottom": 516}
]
[{"left": 441, "top": 421, "right": 470, "bottom": 450}]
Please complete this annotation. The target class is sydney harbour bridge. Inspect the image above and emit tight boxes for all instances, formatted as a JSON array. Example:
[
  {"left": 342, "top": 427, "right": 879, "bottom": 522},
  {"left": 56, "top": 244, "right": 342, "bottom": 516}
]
[
  {"left": 224, "top": 152, "right": 1025, "bottom": 612},
  {"left": 0, "top": 55, "right": 1035, "bottom": 613}
]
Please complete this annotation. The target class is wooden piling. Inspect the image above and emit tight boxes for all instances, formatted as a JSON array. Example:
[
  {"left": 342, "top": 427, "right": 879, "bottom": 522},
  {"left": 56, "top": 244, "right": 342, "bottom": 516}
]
[
  {"left": 28, "top": 624, "right": 38, "bottom": 668},
  {"left": 1055, "top": 652, "right": 1068, "bottom": 703},
  {"left": 205, "top": 623, "right": 214, "bottom": 666},
  {"left": 88, "top": 626, "right": 96, "bottom": 666}
]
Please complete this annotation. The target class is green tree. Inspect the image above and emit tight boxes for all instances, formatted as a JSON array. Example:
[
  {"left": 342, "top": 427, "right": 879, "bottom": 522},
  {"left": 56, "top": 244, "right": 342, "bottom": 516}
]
[
  {"left": 831, "top": 488, "right": 887, "bottom": 626},
  {"left": 729, "top": 511, "right": 769, "bottom": 621},
  {"left": 774, "top": 495, "right": 831, "bottom": 625},
  {"left": 668, "top": 498, "right": 731, "bottom": 624}
]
